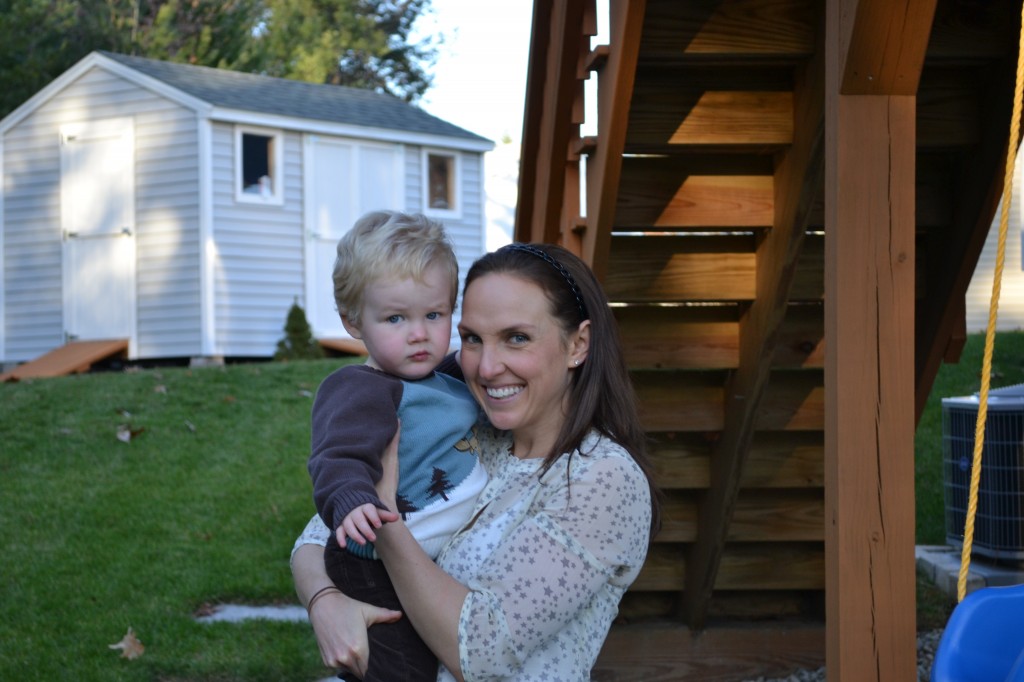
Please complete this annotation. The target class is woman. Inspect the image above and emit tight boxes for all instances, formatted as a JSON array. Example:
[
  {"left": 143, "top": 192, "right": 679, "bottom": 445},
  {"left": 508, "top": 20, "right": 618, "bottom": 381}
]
[{"left": 292, "top": 243, "right": 661, "bottom": 681}]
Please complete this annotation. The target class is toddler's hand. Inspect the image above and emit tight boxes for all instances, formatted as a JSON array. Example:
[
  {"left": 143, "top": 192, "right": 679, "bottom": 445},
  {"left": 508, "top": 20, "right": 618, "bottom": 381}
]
[{"left": 338, "top": 503, "right": 392, "bottom": 546}]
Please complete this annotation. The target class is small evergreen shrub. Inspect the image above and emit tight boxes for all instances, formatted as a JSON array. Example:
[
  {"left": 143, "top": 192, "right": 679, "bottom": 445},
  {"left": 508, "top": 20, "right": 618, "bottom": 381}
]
[{"left": 274, "top": 301, "right": 325, "bottom": 361}]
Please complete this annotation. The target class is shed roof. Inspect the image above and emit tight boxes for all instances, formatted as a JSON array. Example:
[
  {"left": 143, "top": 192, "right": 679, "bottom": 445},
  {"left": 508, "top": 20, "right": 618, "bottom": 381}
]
[{"left": 97, "top": 51, "right": 489, "bottom": 144}]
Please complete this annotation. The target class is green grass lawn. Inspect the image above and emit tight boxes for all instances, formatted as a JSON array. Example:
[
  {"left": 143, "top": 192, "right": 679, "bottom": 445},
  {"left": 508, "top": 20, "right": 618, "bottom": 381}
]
[
  {"left": 0, "top": 358, "right": 359, "bottom": 681},
  {"left": 3, "top": 331, "right": 1021, "bottom": 678}
]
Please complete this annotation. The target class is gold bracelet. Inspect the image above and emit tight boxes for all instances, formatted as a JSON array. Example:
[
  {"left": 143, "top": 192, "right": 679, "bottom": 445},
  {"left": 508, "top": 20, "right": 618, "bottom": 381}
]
[{"left": 306, "top": 586, "right": 341, "bottom": 615}]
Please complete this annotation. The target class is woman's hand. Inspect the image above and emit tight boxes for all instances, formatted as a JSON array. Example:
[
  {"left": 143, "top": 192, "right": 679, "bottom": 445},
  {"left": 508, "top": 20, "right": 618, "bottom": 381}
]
[
  {"left": 292, "top": 543, "right": 402, "bottom": 677},
  {"left": 375, "top": 422, "right": 401, "bottom": 511},
  {"left": 307, "top": 589, "right": 402, "bottom": 676}
]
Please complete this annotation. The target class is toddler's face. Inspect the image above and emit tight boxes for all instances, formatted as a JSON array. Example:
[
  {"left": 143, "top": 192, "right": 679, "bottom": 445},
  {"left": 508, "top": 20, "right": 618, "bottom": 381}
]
[{"left": 349, "top": 263, "right": 453, "bottom": 380}]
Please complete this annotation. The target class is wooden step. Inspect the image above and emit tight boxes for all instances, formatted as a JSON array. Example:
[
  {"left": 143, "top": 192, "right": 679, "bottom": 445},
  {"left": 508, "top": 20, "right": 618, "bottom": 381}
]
[
  {"left": 0, "top": 339, "right": 128, "bottom": 382},
  {"left": 594, "top": 622, "right": 824, "bottom": 681}
]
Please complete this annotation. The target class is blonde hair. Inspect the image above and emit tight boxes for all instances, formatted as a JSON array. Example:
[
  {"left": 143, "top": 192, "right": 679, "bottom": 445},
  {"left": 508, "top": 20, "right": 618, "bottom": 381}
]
[{"left": 333, "top": 211, "right": 458, "bottom": 326}]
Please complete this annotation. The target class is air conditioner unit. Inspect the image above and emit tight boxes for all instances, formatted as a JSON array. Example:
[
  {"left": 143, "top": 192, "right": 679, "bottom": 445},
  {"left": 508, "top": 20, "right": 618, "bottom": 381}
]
[{"left": 942, "top": 383, "right": 1024, "bottom": 561}]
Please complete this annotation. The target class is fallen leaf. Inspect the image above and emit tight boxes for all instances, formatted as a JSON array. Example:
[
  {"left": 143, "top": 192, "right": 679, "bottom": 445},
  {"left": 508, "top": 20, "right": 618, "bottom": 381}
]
[
  {"left": 223, "top": 395, "right": 236, "bottom": 404},
  {"left": 108, "top": 627, "right": 145, "bottom": 660},
  {"left": 116, "top": 425, "right": 146, "bottom": 443},
  {"left": 298, "top": 389, "right": 312, "bottom": 398},
  {"left": 154, "top": 385, "right": 167, "bottom": 394},
  {"left": 184, "top": 420, "right": 196, "bottom": 433}
]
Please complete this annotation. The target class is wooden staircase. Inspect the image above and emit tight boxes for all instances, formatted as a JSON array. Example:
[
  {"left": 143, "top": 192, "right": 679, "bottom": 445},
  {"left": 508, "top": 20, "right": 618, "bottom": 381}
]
[{"left": 516, "top": 0, "right": 1021, "bottom": 678}]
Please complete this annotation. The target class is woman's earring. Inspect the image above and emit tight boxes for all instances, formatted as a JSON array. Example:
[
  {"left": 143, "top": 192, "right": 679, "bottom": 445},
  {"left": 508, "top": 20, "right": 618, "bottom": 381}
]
[{"left": 574, "top": 360, "right": 580, "bottom": 366}]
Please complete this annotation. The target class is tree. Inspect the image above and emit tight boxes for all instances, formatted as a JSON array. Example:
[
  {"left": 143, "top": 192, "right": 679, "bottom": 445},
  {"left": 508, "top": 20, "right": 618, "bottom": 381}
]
[
  {"left": 133, "top": 0, "right": 264, "bottom": 70},
  {"left": 426, "top": 466, "right": 453, "bottom": 502},
  {"left": 0, "top": 0, "right": 101, "bottom": 117},
  {"left": 396, "top": 492, "right": 418, "bottom": 520},
  {"left": 0, "top": 0, "right": 436, "bottom": 118},
  {"left": 252, "top": 0, "right": 437, "bottom": 102},
  {"left": 0, "top": 0, "right": 261, "bottom": 117},
  {"left": 274, "top": 301, "right": 325, "bottom": 361}
]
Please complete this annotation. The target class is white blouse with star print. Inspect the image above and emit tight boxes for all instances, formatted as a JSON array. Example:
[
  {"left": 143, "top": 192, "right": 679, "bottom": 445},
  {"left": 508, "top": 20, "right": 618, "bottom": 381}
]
[
  {"left": 292, "top": 426, "right": 652, "bottom": 682},
  {"left": 434, "top": 426, "right": 651, "bottom": 681}
]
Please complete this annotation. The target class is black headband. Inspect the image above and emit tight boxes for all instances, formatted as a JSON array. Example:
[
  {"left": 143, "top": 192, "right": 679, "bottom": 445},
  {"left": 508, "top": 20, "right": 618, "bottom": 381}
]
[{"left": 504, "top": 243, "right": 589, "bottom": 320}]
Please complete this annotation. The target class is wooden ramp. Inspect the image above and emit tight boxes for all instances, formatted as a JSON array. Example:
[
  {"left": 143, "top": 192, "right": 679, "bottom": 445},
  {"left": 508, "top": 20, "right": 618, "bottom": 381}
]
[
  {"left": 318, "top": 337, "right": 368, "bottom": 356},
  {"left": 0, "top": 339, "right": 129, "bottom": 382}
]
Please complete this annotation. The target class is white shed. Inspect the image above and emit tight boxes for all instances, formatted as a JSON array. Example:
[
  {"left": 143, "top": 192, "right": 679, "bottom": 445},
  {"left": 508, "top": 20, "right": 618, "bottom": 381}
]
[{"left": 0, "top": 51, "right": 493, "bottom": 367}]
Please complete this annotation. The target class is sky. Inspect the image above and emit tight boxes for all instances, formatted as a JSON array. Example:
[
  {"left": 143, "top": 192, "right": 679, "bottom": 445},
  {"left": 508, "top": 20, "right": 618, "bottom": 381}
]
[
  {"left": 410, "top": 0, "right": 536, "bottom": 249},
  {"left": 413, "top": 0, "right": 535, "bottom": 146}
]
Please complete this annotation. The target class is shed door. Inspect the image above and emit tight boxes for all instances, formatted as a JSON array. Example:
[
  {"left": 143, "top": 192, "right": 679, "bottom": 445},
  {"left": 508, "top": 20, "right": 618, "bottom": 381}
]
[
  {"left": 60, "top": 119, "right": 136, "bottom": 348},
  {"left": 304, "top": 136, "right": 403, "bottom": 337}
]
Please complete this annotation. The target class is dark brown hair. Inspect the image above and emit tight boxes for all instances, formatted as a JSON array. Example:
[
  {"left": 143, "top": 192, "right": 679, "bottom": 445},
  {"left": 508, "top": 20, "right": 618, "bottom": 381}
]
[{"left": 464, "top": 242, "right": 662, "bottom": 538}]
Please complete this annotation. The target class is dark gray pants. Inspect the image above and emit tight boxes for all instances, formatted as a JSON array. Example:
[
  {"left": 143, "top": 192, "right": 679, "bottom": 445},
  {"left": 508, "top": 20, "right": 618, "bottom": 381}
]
[{"left": 325, "top": 537, "right": 438, "bottom": 682}]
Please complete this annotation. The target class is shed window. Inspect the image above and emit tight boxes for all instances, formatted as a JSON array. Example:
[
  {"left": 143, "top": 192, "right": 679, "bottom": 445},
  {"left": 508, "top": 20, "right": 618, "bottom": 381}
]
[
  {"left": 235, "top": 127, "right": 284, "bottom": 204},
  {"left": 423, "top": 150, "right": 461, "bottom": 218}
]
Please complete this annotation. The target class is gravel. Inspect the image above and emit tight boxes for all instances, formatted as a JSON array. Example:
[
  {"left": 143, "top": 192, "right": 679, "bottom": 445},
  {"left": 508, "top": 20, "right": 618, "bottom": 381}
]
[{"left": 740, "top": 629, "right": 945, "bottom": 682}]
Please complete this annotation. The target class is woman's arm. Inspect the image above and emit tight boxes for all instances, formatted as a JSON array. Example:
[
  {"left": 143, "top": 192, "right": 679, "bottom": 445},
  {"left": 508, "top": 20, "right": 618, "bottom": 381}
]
[
  {"left": 375, "top": 519, "right": 469, "bottom": 679},
  {"left": 292, "top": 533, "right": 402, "bottom": 676},
  {"left": 371, "top": 425, "right": 469, "bottom": 679}
]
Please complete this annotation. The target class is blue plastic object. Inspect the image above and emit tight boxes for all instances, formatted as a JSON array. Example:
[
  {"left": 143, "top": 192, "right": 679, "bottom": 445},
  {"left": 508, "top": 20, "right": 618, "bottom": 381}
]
[{"left": 931, "top": 584, "right": 1024, "bottom": 682}]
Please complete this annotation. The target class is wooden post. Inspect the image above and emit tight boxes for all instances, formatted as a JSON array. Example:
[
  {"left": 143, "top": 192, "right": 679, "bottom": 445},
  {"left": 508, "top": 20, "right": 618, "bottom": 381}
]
[{"left": 825, "top": 0, "right": 925, "bottom": 679}]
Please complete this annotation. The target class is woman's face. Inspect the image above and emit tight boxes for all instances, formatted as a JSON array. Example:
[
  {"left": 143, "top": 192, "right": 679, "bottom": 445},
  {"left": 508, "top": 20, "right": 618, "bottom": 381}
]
[{"left": 458, "top": 272, "right": 588, "bottom": 454}]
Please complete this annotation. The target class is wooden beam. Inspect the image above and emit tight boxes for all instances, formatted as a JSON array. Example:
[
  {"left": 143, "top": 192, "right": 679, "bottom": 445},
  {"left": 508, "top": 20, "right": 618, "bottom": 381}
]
[
  {"left": 615, "top": 303, "right": 824, "bottom": 371},
  {"left": 621, "top": 588, "right": 822, "bottom": 622},
  {"left": 839, "top": 0, "right": 937, "bottom": 95},
  {"left": 915, "top": 59, "right": 1017, "bottom": 420},
  {"left": 581, "top": 0, "right": 646, "bottom": 279},
  {"left": 605, "top": 234, "right": 758, "bottom": 301},
  {"left": 515, "top": 0, "right": 587, "bottom": 244},
  {"left": 649, "top": 431, "right": 824, "bottom": 490},
  {"left": 639, "top": 0, "right": 815, "bottom": 63},
  {"left": 514, "top": 0, "right": 548, "bottom": 243},
  {"left": 926, "top": 0, "right": 1021, "bottom": 62},
  {"left": 656, "top": 490, "right": 825, "bottom": 543},
  {"left": 603, "top": 232, "right": 825, "bottom": 302},
  {"left": 636, "top": 542, "right": 824, "bottom": 592},
  {"left": 655, "top": 175, "right": 775, "bottom": 228},
  {"left": 627, "top": 66, "right": 794, "bottom": 152},
  {"left": 671, "top": 91, "right": 793, "bottom": 145},
  {"left": 634, "top": 369, "right": 824, "bottom": 432},
  {"left": 683, "top": 19, "right": 826, "bottom": 626},
  {"left": 825, "top": 1, "right": 919, "bottom": 678},
  {"left": 616, "top": 170, "right": 775, "bottom": 228}
]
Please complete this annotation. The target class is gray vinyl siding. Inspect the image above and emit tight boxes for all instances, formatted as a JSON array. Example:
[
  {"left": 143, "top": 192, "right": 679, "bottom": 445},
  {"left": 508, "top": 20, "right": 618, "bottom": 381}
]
[
  {"left": 403, "top": 145, "right": 423, "bottom": 211},
  {"left": 210, "top": 123, "right": 305, "bottom": 356},
  {"left": 132, "top": 91, "right": 203, "bottom": 358},
  {"left": 446, "top": 151, "right": 487, "bottom": 260},
  {"left": 402, "top": 145, "right": 486, "bottom": 265},
  {"left": 2, "top": 126, "right": 63, "bottom": 361},
  {"left": 2, "top": 66, "right": 203, "bottom": 361},
  {"left": 401, "top": 146, "right": 486, "bottom": 335}
]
